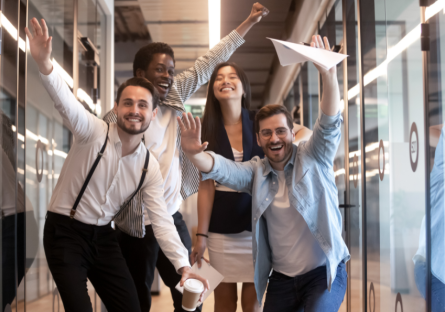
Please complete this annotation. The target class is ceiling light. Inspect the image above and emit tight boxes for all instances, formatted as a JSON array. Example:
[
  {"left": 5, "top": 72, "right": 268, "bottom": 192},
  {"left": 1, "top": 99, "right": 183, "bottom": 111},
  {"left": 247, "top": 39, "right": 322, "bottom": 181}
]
[{"left": 208, "top": 0, "right": 221, "bottom": 49}]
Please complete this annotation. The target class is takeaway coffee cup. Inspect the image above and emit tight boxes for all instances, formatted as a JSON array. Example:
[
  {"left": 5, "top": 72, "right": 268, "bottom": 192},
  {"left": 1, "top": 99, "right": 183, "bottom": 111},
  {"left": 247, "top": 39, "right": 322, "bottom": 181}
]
[{"left": 182, "top": 279, "right": 204, "bottom": 311}]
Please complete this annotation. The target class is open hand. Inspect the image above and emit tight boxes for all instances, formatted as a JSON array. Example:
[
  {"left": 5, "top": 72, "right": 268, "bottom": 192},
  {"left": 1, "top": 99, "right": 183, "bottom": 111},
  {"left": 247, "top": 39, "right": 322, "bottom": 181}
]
[
  {"left": 179, "top": 267, "right": 210, "bottom": 302},
  {"left": 311, "top": 35, "right": 337, "bottom": 76},
  {"left": 177, "top": 112, "right": 208, "bottom": 156},
  {"left": 247, "top": 2, "right": 269, "bottom": 24},
  {"left": 25, "top": 18, "right": 53, "bottom": 75}
]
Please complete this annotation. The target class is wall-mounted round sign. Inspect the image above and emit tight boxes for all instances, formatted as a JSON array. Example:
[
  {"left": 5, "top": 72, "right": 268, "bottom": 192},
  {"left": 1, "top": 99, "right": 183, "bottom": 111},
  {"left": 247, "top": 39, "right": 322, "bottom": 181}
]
[
  {"left": 409, "top": 122, "right": 419, "bottom": 172},
  {"left": 369, "top": 282, "right": 375, "bottom": 312},
  {"left": 378, "top": 139, "right": 385, "bottom": 181},
  {"left": 395, "top": 293, "right": 403, "bottom": 312},
  {"left": 35, "top": 140, "right": 45, "bottom": 183}
]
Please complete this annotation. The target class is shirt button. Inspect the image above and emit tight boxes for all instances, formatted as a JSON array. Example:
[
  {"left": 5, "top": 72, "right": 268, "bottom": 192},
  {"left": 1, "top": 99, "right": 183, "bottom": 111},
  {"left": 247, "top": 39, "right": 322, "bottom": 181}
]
[
  {"left": 266, "top": 198, "right": 268, "bottom": 201},
  {"left": 273, "top": 182, "right": 275, "bottom": 184},
  {"left": 254, "top": 217, "right": 257, "bottom": 221}
]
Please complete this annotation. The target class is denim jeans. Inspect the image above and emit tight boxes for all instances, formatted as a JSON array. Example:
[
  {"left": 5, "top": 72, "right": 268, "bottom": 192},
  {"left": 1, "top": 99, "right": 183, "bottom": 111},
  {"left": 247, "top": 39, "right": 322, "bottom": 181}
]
[
  {"left": 263, "top": 262, "right": 347, "bottom": 312},
  {"left": 414, "top": 260, "right": 445, "bottom": 312}
]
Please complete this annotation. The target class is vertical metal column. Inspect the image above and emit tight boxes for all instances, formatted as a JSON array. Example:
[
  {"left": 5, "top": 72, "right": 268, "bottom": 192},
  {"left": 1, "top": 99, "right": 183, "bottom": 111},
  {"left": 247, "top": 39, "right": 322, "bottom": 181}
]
[
  {"left": 341, "top": 0, "right": 351, "bottom": 310},
  {"left": 73, "top": 0, "right": 78, "bottom": 99},
  {"left": 356, "top": 0, "right": 368, "bottom": 310},
  {"left": 419, "top": 3, "right": 431, "bottom": 312},
  {"left": 15, "top": 0, "right": 21, "bottom": 308}
]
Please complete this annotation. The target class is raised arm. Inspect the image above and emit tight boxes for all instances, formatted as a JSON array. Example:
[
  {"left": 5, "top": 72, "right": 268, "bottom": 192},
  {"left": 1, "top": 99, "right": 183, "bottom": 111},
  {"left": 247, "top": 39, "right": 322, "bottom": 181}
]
[
  {"left": 173, "top": 3, "right": 269, "bottom": 103},
  {"left": 25, "top": 18, "right": 102, "bottom": 143},
  {"left": 178, "top": 112, "right": 255, "bottom": 193},
  {"left": 303, "top": 35, "right": 342, "bottom": 168},
  {"left": 293, "top": 124, "right": 313, "bottom": 145}
]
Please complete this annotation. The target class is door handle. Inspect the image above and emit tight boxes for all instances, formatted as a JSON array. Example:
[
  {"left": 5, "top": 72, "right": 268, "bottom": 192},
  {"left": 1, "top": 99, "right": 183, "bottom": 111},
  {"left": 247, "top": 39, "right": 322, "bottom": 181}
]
[{"left": 339, "top": 204, "right": 357, "bottom": 208}]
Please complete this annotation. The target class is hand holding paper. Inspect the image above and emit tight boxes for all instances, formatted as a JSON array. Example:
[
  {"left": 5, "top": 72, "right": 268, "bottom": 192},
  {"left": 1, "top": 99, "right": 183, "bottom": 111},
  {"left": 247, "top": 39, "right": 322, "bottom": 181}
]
[
  {"left": 176, "top": 261, "right": 224, "bottom": 304},
  {"left": 268, "top": 35, "right": 348, "bottom": 71}
]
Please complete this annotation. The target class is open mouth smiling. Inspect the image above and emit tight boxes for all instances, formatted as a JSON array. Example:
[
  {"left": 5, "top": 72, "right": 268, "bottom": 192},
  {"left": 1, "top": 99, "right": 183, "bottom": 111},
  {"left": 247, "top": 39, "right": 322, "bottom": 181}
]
[
  {"left": 269, "top": 145, "right": 283, "bottom": 152},
  {"left": 220, "top": 87, "right": 234, "bottom": 92},
  {"left": 158, "top": 82, "right": 170, "bottom": 91}
]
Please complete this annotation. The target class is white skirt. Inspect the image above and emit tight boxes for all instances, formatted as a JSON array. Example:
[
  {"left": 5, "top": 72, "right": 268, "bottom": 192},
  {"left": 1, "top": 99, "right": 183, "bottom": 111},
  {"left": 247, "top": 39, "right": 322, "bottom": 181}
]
[{"left": 207, "top": 231, "right": 255, "bottom": 283}]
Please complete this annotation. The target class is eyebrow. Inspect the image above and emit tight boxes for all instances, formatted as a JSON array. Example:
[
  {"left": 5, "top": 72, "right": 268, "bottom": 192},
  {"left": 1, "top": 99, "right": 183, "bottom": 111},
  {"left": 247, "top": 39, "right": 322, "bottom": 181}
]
[
  {"left": 122, "top": 98, "right": 149, "bottom": 104},
  {"left": 157, "top": 63, "right": 175, "bottom": 70}
]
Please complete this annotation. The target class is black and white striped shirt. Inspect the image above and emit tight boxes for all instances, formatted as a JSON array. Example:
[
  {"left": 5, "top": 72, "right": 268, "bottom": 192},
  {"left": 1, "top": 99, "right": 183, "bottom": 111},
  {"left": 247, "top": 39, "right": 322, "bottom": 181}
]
[{"left": 103, "top": 30, "right": 245, "bottom": 224}]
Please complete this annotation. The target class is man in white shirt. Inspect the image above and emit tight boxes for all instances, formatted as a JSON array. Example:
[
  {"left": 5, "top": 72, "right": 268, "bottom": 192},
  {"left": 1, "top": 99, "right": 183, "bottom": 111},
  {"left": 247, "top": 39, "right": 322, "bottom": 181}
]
[
  {"left": 25, "top": 18, "right": 208, "bottom": 312},
  {"left": 102, "top": 3, "right": 269, "bottom": 311}
]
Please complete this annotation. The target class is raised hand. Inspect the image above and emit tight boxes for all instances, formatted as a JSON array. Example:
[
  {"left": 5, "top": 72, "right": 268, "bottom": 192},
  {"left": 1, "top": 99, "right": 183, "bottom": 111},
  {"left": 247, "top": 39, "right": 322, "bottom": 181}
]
[
  {"left": 247, "top": 2, "right": 269, "bottom": 24},
  {"left": 25, "top": 18, "right": 53, "bottom": 75},
  {"left": 236, "top": 2, "right": 269, "bottom": 38},
  {"left": 177, "top": 112, "right": 208, "bottom": 156},
  {"left": 310, "top": 35, "right": 336, "bottom": 76}
]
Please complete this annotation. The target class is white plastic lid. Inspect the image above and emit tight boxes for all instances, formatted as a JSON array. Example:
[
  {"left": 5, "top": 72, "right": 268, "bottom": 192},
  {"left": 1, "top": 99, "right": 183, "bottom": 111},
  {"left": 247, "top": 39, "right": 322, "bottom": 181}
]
[{"left": 184, "top": 279, "right": 204, "bottom": 293}]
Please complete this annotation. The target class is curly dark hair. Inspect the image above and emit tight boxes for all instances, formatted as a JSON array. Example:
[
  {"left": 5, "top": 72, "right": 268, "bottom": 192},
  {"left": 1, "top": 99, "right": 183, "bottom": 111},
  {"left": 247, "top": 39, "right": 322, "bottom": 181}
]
[{"left": 133, "top": 42, "right": 175, "bottom": 76}]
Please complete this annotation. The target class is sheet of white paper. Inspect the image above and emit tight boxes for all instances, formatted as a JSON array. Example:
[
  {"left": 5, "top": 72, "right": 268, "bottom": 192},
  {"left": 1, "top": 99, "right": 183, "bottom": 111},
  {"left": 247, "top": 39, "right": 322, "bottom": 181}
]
[
  {"left": 268, "top": 38, "right": 348, "bottom": 70},
  {"left": 175, "top": 261, "right": 224, "bottom": 303}
]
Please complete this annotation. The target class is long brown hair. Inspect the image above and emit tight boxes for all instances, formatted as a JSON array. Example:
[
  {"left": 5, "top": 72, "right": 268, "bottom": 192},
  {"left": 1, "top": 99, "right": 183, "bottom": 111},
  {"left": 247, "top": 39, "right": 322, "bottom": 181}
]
[{"left": 201, "top": 62, "right": 251, "bottom": 151}]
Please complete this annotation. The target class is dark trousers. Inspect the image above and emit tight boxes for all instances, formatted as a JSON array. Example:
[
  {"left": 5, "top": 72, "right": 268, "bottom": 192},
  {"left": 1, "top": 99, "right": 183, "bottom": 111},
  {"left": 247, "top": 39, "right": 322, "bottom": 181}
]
[
  {"left": 414, "top": 260, "right": 445, "bottom": 312},
  {"left": 118, "top": 211, "right": 201, "bottom": 312},
  {"left": 2, "top": 213, "right": 25, "bottom": 310},
  {"left": 43, "top": 212, "right": 141, "bottom": 312},
  {"left": 264, "top": 262, "right": 347, "bottom": 312}
]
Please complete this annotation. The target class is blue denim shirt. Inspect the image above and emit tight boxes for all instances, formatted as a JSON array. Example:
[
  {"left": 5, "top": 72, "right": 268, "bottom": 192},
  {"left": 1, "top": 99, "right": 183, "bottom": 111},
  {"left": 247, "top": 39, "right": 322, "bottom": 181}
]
[
  {"left": 413, "top": 127, "right": 445, "bottom": 284},
  {"left": 201, "top": 110, "right": 350, "bottom": 304}
]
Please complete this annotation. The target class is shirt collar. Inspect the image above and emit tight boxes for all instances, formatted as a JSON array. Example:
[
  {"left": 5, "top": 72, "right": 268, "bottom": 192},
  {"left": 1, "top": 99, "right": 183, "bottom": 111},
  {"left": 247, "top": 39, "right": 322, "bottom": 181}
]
[
  {"left": 262, "top": 144, "right": 298, "bottom": 177},
  {"left": 110, "top": 123, "right": 144, "bottom": 156}
]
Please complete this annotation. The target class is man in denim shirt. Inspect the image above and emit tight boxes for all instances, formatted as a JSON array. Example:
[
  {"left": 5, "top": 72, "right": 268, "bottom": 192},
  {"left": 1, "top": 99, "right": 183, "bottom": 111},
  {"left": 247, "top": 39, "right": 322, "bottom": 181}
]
[{"left": 178, "top": 35, "right": 350, "bottom": 312}]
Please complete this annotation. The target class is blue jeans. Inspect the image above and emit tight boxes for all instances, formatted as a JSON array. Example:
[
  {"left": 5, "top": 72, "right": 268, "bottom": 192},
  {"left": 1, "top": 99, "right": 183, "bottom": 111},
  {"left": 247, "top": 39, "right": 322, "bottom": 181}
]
[
  {"left": 414, "top": 260, "right": 445, "bottom": 312},
  {"left": 263, "top": 262, "right": 347, "bottom": 312}
]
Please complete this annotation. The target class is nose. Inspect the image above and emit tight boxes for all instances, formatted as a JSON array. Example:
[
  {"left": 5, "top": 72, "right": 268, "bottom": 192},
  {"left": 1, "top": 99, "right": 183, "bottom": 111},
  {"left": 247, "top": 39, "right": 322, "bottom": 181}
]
[{"left": 270, "top": 131, "right": 280, "bottom": 142}]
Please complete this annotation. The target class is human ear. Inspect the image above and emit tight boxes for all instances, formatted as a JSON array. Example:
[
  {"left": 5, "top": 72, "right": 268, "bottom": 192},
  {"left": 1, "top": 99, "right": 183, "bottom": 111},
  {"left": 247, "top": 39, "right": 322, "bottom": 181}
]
[
  {"left": 113, "top": 101, "right": 118, "bottom": 114},
  {"left": 152, "top": 107, "right": 158, "bottom": 119},
  {"left": 135, "top": 68, "right": 145, "bottom": 78},
  {"left": 256, "top": 133, "right": 261, "bottom": 146}
]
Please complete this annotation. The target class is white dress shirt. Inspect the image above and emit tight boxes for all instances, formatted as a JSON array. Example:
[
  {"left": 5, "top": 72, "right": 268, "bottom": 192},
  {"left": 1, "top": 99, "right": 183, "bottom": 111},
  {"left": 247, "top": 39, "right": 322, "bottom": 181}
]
[
  {"left": 103, "top": 30, "right": 245, "bottom": 225},
  {"left": 41, "top": 69, "right": 190, "bottom": 271}
]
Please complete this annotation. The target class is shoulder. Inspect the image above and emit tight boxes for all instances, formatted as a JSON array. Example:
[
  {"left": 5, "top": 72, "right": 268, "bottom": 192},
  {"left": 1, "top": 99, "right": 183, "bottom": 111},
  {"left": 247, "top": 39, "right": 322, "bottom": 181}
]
[{"left": 102, "top": 109, "right": 117, "bottom": 123}]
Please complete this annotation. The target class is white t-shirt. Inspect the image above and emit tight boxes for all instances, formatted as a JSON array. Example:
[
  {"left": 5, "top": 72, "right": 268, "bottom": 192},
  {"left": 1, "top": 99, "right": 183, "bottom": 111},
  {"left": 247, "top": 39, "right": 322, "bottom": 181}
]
[{"left": 263, "top": 170, "right": 326, "bottom": 277}]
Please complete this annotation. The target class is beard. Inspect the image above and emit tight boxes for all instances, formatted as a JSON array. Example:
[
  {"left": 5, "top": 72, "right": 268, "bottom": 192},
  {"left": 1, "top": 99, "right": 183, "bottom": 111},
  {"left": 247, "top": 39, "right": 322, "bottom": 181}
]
[
  {"left": 116, "top": 114, "right": 151, "bottom": 135},
  {"left": 263, "top": 140, "right": 293, "bottom": 165}
]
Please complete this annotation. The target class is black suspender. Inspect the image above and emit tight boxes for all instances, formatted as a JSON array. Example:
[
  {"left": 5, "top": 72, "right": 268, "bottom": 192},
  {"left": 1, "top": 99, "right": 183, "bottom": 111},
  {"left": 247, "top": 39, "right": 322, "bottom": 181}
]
[
  {"left": 116, "top": 148, "right": 149, "bottom": 211},
  {"left": 70, "top": 123, "right": 110, "bottom": 219}
]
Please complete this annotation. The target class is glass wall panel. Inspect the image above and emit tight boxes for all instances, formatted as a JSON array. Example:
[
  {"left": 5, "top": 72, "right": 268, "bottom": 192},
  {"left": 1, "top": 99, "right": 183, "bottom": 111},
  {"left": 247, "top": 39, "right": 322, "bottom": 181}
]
[
  {"left": 1, "top": 0, "right": 19, "bottom": 310},
  {"left": 345, "top": 0, "right": 363, "bottom": 310},
  {"left": 425, "top": 4, "right": 445, "bottom": 312}
]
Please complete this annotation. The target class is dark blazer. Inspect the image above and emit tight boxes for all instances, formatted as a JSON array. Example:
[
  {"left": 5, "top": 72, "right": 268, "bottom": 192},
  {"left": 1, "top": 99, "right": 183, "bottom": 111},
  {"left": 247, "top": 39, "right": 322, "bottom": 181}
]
[{"left": 208, "top": 108, "right": 264, "bottom": 234}]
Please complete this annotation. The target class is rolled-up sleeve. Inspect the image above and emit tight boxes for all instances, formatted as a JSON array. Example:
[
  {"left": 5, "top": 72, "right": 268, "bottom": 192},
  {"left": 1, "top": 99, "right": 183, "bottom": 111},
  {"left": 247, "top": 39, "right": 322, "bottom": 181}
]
[
  {"left": 142, "top": 156, "right": 190, "bottom": 272},
  {"left": 304, "top": 110, "right": 343, "bottom": 169},
  {"left": 201, "top": 151, "right": 256, "bottom": 195}
]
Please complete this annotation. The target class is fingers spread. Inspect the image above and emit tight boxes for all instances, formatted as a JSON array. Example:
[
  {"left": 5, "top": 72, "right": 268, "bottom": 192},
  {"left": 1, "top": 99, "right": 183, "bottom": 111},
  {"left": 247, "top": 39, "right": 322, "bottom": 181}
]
[
  {"left": 33, "top": 18, "right": 43, "bottom": 36},
  {"left": 41, "top": 19, "right": 49, "bottom": 37},
  {"left": 182, "top": 112, "right": 191, "bottom": 130},
  {"left": 195, "top": 116, "right": 201, "bottom": 133},
  {"left": 323, "top": 36, "right": 331, "bottom": 50},
  {"left": 177, "top": 116, "right": 186, "bottom": 132},
  {"left": 24, "top": 27, "right": 33, "bottom": 40},
  {"left": 187, "top": 112, "right": 196, "bottom": 131},
  {"left": 317, "top": 35, "right": 324, "bottom": 49}
]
